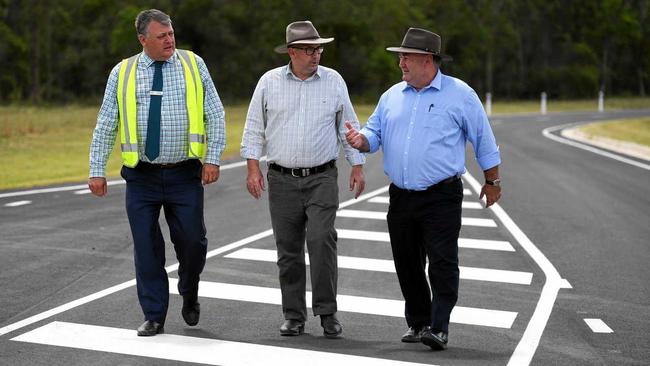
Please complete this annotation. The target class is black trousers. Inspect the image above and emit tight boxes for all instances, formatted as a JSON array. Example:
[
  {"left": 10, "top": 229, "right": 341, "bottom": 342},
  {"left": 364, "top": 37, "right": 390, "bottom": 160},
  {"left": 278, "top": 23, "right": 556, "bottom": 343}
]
[{"left": 387, "top": 179, "right": 463, "bottom": 333}]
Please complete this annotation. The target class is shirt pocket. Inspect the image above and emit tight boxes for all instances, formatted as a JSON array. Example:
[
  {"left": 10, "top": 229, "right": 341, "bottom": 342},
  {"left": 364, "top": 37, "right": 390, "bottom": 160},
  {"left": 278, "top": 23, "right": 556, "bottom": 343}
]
[{"left": 422, "top": 109, "right": 458, "bottom": 146}]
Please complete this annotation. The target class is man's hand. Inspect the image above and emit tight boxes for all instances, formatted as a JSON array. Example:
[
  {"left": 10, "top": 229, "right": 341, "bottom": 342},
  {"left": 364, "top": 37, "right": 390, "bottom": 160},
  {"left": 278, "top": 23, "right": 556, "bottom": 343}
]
[
  {"left": 202, "top": 163, "right": 220, "bottom": 185},
  {"left": 349, "top": 165, "right": 365, "bottom": 199},
  {"left": 88, "top": 177, "right": 107, "bottom": 197},
  {"left": 345, "top": 121, "right": 370, "bottom": 152},
  {"left": 246, "top": 159, "right": 265, "bottom": 199},
  {"left": 479, "top": 184, "right": 501, "bottom": 208}
]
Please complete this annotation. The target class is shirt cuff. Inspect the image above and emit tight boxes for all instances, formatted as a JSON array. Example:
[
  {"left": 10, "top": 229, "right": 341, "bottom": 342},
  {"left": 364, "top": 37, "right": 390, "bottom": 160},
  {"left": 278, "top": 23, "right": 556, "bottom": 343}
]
[
  {"left": 477, "top": 151, "right": 501, "bottom": 171},
  {"left": 361, "top": 130, "right": 380, "bottom": 153}
]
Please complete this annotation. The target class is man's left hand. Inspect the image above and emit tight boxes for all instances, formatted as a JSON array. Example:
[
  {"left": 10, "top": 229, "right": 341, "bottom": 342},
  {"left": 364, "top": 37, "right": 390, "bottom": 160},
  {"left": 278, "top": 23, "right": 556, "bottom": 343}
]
[
  {"left": 349, "top": 165, "right": 365, "bottom": 199},
  {"left": 480, "top": 184, "right": 501, "bottom": 208},
  {"left": 202, "top": 163, "right": 220, "bottom": 185}
]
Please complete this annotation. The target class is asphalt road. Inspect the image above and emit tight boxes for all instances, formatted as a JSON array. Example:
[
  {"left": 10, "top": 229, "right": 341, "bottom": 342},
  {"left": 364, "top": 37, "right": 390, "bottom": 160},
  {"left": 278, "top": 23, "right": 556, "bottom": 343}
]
[{"left": 1, "top": 108, "right": 648, "bottom": 365}]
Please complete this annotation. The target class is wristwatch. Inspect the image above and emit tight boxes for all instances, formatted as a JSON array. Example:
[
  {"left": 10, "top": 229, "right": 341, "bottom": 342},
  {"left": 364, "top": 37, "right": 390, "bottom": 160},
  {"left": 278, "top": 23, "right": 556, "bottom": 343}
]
[{"left": 485, "top": 178, "right": 501, "bottom": 187}]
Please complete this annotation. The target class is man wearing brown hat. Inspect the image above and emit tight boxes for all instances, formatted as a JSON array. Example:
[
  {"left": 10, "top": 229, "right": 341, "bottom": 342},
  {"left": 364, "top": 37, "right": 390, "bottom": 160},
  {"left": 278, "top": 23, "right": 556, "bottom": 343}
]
[
  {"left": 240, "top": 20, "right": 366, "bottom": 338},
  {"left": 345, "top": 28, "right": 502, "bottom": 350}
]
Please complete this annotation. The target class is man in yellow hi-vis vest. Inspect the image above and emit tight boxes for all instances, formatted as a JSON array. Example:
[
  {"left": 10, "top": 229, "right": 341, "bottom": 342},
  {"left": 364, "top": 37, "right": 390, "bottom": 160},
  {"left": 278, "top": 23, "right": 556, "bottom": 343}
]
[{"left": 88, "top": 9, "right": 226, "bottom": 336}]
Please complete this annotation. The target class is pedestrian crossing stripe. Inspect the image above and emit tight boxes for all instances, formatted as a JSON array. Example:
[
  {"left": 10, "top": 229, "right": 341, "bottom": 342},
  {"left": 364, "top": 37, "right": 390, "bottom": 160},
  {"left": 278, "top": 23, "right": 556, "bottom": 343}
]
[
  {"left": 225, "top": 248, "right": 533, "bottom": 285},
  {"left": 336, "top": 229, "right": 516, "bottom": 251},
  {"left": 168, "top": 278, "right": 518, "bottom": 329},
  {"left": 13, "top": 321, "right": 436, "bottom": 366},
  {"left": 336, "top": 209, "right": 498, "bottom": 227}
]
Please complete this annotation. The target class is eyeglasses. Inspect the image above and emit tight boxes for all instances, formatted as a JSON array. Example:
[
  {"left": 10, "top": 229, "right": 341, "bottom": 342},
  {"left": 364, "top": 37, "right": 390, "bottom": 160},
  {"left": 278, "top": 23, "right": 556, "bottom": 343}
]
[{"left": 291, "top": 46, "right": 324, "bottom": 56}]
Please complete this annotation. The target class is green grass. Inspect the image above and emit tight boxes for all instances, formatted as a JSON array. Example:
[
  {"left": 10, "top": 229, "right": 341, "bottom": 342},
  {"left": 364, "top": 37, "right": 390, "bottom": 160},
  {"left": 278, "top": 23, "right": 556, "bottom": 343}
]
[
  {"left": 1, "top": 98, "right": 649, "bottom": 190},
  {"left": 576, "top": 118, "right": 650, "bottom": 147}
]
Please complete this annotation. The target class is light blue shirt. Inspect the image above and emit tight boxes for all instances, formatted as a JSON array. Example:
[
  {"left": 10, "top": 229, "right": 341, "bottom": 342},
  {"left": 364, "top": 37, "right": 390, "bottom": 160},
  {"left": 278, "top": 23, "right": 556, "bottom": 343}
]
[
  {"left": 89, "top": 51, "right": 226, "bottom": 177},
  {"left": 361, "top": 70, "right": 500, "bottom": 190},
  {"left": 241, "top": 64, "right": 365, "bottom": 168}
]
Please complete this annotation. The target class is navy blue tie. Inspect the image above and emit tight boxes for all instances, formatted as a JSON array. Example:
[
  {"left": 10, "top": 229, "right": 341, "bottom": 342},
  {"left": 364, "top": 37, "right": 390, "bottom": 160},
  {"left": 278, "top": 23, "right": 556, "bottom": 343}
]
[{"left": 145, "top": 61, "right": 164, "bottom": 161}]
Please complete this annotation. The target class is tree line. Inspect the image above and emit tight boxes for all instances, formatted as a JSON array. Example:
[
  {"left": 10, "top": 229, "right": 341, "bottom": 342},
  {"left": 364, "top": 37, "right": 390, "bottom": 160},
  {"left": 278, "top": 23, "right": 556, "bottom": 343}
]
[{"left": 1, "top": 0, "right": 648, "bottom": 104}]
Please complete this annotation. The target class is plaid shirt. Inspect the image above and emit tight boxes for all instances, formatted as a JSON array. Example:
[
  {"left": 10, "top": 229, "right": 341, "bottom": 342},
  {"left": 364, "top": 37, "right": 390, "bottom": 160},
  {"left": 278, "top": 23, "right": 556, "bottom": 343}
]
[
  {"left": 89, "top": 51, "right": 226, "bottom": 177},
  {"left": 240, "top": 64, "right": 365, "bottom": 168}
]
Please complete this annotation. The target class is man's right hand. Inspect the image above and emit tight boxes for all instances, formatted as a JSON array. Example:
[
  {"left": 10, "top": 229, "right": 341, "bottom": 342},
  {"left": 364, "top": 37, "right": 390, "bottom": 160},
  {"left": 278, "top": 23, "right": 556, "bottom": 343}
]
[
  {"left": 246, "top": 159, "right": 265, "bottom": 199},
  {"left": 88, "top": 177, "right": 107, "bottom": 197},
  {"left": 345, "top": 121, "right": 370, "bottom": 152}
]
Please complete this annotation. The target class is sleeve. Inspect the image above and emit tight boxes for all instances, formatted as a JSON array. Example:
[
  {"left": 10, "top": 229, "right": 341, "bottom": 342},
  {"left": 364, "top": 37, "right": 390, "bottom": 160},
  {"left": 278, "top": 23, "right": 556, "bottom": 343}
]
[
  {"left": 360, "top": 91, "right": 387, "bottom": 154},
  {"left": 336, "top": 75, "right": 366, "bottom": 166},
  {"left": 240, "top": 74, "right": 267, "bottom": 161},
  {"left": 89, "top": 63, "right": 121, "bottom": 178},
  {"left": 463, "top": 90, "right": 501, "bottom": 170},
  {"left": 197, "top": 55, "right": 226, "bottom": 166}
]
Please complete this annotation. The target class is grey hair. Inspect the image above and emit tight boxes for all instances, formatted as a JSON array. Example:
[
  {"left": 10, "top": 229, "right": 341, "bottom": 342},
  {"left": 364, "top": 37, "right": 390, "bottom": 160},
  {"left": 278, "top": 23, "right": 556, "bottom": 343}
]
[{"left": 135, "top": 9, "right": 172, "bottom": 37}]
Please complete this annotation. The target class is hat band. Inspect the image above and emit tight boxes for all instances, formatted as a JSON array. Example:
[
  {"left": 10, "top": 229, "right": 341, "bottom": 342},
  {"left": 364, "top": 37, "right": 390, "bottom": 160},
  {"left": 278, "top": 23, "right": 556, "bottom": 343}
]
[
  {"left": 402, "top": 43, "right": 439, "bottom": 54},
  {"left": 288, "top": 36, "right": 320, "bottom": 44}
]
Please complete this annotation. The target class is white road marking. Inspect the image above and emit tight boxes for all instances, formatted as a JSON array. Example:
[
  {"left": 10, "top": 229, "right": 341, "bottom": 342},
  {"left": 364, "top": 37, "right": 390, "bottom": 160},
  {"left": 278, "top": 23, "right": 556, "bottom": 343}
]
[
  {"left": 4, "top": 200, "right": 32, "bottom": 207},
  {"left": 338, "top": 228, "right": 515, "bottom": 251},
  {"left": 463, "top": 173, "right": 563, "bottom": 366},
  {"left": 226, "top": 248, "right": 532, "bottom": 285},
  {"left": 543, "top": 123, "right": 650, "bottom": 171},
  {"left": 583, "top": 318, "right": 613, "bottom": 333},
  {"left": 464, "top": 188, "right": 472, "bottom": 195},
  {"left": 337, "top": 209, "right": 497, "bottom": 227},
  {"left": 0, "top": 229, "right": 273, "bottom": 337},
  {"left": 368, "top": 196, "right": 483, "bottom": 209},
  {"left": 169, "top": 279, "right": 518, "bottom": 329},
  {"left": 13, "top": 321, "right": 432, "bottom": 366},
  {"left": 73, "top": 189, "right": 92, "bottom": 195},
  {"left": 560, "top": 279, "right": 573, "bottom": 289}
]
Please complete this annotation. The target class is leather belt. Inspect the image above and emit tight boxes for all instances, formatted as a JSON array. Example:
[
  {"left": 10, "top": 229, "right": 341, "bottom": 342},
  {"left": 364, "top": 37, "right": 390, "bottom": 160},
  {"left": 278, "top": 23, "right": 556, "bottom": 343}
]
[{"left": 269, "top": 160, "right": 336, "bottom": 177}]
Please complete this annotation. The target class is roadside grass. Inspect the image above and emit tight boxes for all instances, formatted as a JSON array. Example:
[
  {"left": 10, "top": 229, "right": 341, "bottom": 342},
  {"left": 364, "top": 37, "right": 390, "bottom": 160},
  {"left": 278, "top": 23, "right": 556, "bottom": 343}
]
[
  {"left": 575, "top": 118, "right": 650, "bottom": 147},
  {"left": 1, "top": 97, "right": 649, "bottom": 190}
]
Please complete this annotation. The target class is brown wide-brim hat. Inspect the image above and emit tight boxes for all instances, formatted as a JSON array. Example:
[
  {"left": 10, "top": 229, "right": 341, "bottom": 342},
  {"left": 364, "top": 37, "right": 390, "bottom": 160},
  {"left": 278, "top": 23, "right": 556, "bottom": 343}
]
[
  {"left": 386, "top": 27, "right": 452, "bottom": 61},
  {"left": 274, "top": 20, "right": 334, "bottom": 54}
]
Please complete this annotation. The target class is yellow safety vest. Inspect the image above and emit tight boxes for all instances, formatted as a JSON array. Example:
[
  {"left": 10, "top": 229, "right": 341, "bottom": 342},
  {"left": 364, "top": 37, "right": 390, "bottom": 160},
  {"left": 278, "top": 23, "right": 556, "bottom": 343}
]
[{"left": 116, "top": 49, "right": 205, "bottom": 167}]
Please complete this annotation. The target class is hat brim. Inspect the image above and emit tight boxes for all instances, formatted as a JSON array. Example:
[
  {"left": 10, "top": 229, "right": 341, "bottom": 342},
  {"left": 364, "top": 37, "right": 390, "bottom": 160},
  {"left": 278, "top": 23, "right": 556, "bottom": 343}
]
[
  {"left": 386, "top": 46, "right": 453, "bottom": 61},
  {"left": 274, "top": 37, "right": 334, "bottom": 54}
]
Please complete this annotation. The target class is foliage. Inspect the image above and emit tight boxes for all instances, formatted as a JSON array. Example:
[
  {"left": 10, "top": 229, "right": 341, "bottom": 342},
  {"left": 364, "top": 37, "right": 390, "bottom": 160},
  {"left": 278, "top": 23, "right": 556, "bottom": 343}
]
[{"left": 0, "top": 0, "right": 649, "bottom": 103}]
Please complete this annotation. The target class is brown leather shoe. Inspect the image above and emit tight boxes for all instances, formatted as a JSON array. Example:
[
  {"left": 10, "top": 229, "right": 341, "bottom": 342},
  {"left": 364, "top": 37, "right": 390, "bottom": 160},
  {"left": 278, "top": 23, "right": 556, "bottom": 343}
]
[
  {"left": 137, "top": 320, "right": 164, "bottom": 336},
  {"left": 320, "top": 314, "right": 343, "bottom": 339},
  {"left": 280, "top": 319, "right": 305, "bottom": 336}
]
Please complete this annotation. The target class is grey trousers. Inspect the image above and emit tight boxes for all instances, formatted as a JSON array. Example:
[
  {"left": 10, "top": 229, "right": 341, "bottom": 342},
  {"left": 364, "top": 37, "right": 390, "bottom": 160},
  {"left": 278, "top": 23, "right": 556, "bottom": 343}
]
[{"left": 267, "top": 166, "right": 339, "bottom": 321}]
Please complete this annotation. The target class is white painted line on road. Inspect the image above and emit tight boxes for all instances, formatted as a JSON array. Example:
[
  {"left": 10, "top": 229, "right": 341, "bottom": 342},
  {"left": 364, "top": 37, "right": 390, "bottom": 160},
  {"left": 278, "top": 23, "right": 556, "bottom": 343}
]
[
  {"left": 543, "top": 123, "right": 650, "bottom": 171},
  {"left": 13, "top": 321, "right": 432, "bottom": 366},
  {"left": 368, "top": 196, "right": 483, "bottom": 209},
  {"left": 338, "top": 185, "right": 390, "bottom": 209},
  {"left": 459, "top": 238, "right": 516, "bottom": 252},
  {"left": 169, "top": 279, "right": 518, "bottom": 328},
  {"left": 464, "top": 188, "right": 472, "bottom": 195},
  {"left": 463, "top": 173, "right": 563, "bottom": 366},
  {"left": 339, "top": 228, "right": 516, "bottom": 252},
  {"left": 560, "top": 279, "right": 572, "bottom": 289},
  {"left": 583, "top": 318, "right": 613, "bottom": 333},
  {"left": 73, "top": 189, "right": 92, "bottom": 195},
  {"left": 337, "top": 209, "right": 497, "bottom": 227},
  {"left": 0, "top": 229, "right": 273, "bottom": 337},
  {"left": 4, "top": 200, "right": 32, "bottom": 207},
  {"left": 226, "top": 248, "right": 532, "bottom": 285}
]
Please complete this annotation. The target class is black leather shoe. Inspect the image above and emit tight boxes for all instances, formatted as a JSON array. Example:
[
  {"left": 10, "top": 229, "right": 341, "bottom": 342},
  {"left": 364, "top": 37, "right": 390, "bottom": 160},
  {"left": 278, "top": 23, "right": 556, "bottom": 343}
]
[
  {"left": 280, "top": 319, "right": 305, "bottom": 336},
  {"left": 421, "top": 329, "right": 448, "bottom": 350},
  {"left": 181, "top": 295, "right": 200, "bottom": 326},
  {"left": 320, "top": 314, "right": 343, "bottom": 339},
  {"left": 401, "top": 325, "right": 431, "bottom": 343},
  {"left": 137, "top": 320, "right": 164, "bottom": 336}
]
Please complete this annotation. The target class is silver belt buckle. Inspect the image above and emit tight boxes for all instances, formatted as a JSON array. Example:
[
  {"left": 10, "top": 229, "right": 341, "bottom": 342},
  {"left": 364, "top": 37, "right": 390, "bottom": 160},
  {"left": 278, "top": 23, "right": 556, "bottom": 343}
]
[{"left": 291, "top": 168, "right": 300, "bottom": 177}]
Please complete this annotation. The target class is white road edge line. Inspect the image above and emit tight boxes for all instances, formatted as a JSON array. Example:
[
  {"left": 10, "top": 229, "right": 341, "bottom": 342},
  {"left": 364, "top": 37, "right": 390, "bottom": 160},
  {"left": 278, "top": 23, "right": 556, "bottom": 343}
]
[
  {"left": 542, "top": 123, "right": 650, "bottom": 171},
  {"left": 463, "top": 172, "right": 563, "bottom": 366},
  {"left": 13, "top": 321, "right": 433, "bottom": 366},
  {"left": 4, "top": 200, "right": 32, "bottom": 207}
]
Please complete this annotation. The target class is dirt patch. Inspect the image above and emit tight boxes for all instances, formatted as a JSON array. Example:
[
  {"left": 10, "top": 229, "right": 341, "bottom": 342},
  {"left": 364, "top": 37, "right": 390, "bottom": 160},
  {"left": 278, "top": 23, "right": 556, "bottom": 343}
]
[{"left": 561, "top": 128, "right": 650, "bottom": 161}]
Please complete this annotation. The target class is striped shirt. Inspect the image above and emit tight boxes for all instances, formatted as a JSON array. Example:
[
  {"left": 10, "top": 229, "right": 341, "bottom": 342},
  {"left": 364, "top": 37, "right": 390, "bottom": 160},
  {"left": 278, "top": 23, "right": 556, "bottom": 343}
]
[
  {"left": 89, "top": 51, "right": 226, "bottom": 177},
  {"left": 240, "top": 63, "right": 365, "bottom": 168}
]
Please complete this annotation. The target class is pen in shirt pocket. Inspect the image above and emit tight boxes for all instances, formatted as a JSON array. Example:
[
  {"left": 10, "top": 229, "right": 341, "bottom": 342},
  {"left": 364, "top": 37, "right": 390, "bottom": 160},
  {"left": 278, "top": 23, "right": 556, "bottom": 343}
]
[{"left": 428, "top": 103, "right": 434, "bottom": 112}]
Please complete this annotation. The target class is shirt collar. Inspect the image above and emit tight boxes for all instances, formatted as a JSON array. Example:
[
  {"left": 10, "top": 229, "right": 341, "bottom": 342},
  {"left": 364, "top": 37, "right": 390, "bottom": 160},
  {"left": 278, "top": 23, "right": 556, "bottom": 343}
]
[
  {"left": 284, "top": 62, "right": 321, "bottom": 81},
  {"left": 139, "top": 51, "right": 176, "bottom": 68},
  {"left": 402, "top": 69, "right": 443, "bottom": 92}
]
